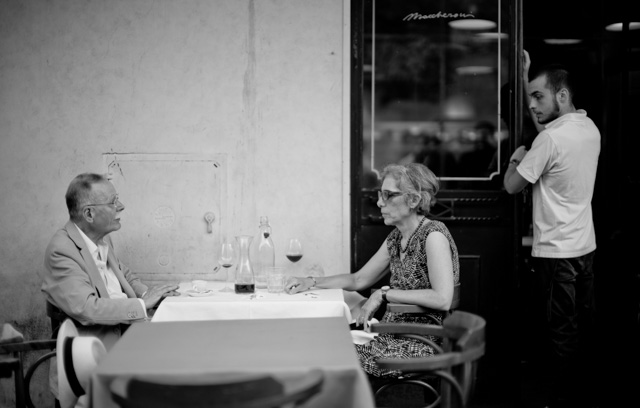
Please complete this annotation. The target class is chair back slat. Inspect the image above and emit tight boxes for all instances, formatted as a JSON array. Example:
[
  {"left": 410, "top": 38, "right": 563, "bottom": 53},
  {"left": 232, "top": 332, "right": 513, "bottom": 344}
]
[
  {"left": 110, "top": 369, "right": 324, "bottom": 408},
  {"left": 450, "top": 283, "right": 461, "bottom": 310}
]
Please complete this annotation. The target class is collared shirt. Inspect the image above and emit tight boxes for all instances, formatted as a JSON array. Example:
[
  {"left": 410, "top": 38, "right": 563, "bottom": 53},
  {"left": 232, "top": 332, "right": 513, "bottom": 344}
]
[
  {"left": 516, "top": 110, "right": 600, "bottom": 258},
  {"left": 74, "top": 224, "right": 147, "bottom": 314}
]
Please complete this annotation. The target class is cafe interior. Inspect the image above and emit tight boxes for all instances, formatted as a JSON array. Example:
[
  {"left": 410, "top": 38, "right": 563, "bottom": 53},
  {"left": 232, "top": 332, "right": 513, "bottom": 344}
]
[{"left": 1, "top": 0, "right": 638, "bottom": 407}]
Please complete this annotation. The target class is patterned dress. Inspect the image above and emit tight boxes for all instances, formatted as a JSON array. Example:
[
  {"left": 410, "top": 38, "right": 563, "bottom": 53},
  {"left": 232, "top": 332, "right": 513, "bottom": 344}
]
[{"left": 355, "top": 219, "right": 460, "bottom": 377}]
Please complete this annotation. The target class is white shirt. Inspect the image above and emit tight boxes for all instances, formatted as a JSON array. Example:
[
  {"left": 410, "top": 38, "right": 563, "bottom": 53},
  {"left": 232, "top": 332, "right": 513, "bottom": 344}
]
[
  {"left": 74, "top": 224, "right": 146, "bottom": 313},
  {"left": 517, "top": 110, "right": 600, "bottom": 258}
]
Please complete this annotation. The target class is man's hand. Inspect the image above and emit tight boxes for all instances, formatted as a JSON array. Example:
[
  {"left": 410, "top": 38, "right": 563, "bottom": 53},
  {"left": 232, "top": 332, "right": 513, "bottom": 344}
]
[
  {"left": 523, "top": 49, "right": 531, "bottom": 80},
  {"left": 510, "top": 146, "right": 528, "bottom": 163},
  {"left": 505, "top": 145, "right": 531, "bottom": 194},
  {"left": 522, "top": 49, "right": 544, "bottom": 132},
  {"left": 142, "top": 284, "right": 180, "bottom": 309}
]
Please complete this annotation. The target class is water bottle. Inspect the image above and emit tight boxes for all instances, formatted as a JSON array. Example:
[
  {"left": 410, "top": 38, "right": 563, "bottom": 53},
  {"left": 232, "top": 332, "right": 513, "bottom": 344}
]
[{"left": 255, "top": 216, "right": 275, "bottom": 289}]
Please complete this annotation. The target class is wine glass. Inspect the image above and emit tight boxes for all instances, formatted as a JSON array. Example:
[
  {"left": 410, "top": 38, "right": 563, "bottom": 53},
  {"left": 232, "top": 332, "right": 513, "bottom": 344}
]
[
  {"left": 286, "top": 238, "right": 303, "bottom": 275},
  {"left": 218, "top": 239, "right": 235, "bottom": 292}
]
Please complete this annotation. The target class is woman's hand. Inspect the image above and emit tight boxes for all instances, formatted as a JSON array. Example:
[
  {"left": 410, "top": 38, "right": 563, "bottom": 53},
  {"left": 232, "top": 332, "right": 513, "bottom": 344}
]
[
  {"left": 355, "top": 289, "right": 385, "bottom": 331},
  {"left": 284, "top": 276, "right": 313, "bottom": 294}
]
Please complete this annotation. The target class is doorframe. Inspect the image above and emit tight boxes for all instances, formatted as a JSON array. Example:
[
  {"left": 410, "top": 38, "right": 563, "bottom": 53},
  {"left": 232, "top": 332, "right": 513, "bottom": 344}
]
[
  {"left": 343, "top": 0, "right": 355, "bottom": 273},
  {"left": 349, "top": 0, "right": 364, "bottom": 272}
]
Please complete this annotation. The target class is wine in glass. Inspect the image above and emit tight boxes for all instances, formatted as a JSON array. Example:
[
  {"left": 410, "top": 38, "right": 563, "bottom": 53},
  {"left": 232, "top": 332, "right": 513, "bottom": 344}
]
[
  {"left": 286, "top": 238, "right": 303, "bottom": 275},
  {"left": 218, "top": 239, "right": 235, "bottom": 292}
]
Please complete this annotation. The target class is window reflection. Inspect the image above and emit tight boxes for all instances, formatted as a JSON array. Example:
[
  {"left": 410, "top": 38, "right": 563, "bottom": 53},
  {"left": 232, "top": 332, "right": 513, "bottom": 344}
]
[{"left": 362, "top": 0, "right": 508, "bottom": 186}]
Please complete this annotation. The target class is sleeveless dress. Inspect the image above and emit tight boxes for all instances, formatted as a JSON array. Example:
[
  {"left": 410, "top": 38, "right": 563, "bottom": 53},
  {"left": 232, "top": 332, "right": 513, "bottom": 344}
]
[{"left": 354, "top": 219, "right": 460, "bottom": 377}]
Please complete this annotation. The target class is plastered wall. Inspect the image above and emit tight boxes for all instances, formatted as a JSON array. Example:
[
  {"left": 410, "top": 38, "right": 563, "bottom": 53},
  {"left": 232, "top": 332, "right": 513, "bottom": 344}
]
[{"left": 0, "top": 1, "right": 349, "bottom": 405}]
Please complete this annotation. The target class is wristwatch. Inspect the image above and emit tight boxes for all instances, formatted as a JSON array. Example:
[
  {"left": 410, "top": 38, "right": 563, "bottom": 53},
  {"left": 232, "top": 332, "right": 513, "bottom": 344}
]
[{"left": 380, "top": 286, "right": 390, "bottom": 302}]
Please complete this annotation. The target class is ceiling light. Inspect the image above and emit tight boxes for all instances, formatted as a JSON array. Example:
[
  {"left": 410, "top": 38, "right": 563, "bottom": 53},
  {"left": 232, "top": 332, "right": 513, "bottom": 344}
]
[
  {"left": 449, "top": 19, "right": 497, "bottom": 30},
  {"left": 444, "top": 95, "right": 475, "bottom": 120},
  {"left": 605, "top": 22, "right": 640, "bottom": 32},
  {"left": 476, "top": 32, "right": 508, "bottom": 40},
  {"left": 543, "top": 39, "right": 583, "bottom": 45},
  {"left": 456, "top": 66, "right": 494, "bottom": 75}
]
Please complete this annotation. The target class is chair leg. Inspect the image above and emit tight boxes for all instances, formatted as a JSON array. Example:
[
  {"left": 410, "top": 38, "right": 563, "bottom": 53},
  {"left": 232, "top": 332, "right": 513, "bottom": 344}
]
[
  {"left": 14, "top": 354, "right": 26, "bottom": 408},
  {"left": 374, "top": 378, "right": 441, "bottom": 408},
  {"left": 24, "top": 350, "right": 56, "bottom": 408}
]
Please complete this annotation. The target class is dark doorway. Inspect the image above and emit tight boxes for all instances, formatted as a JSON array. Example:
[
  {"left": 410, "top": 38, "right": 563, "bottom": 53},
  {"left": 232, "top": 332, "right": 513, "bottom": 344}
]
[{"left": 350, "top": 0, "right": 639, "bottom": 406}]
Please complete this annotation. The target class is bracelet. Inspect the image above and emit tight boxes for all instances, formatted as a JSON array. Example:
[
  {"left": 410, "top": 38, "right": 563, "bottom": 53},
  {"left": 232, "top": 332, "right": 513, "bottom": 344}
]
[
  {"left": 509, "top": 159, "right": 521, "bottom": 166},
  {"left": 307, "top": 276, "right": 317, "bottom": 288}
]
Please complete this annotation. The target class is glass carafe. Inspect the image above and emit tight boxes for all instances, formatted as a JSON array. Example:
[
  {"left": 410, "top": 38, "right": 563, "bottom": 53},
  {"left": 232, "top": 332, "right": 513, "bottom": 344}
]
[{"left": 234, "top": 235, "right": 255, "bottom": 294}]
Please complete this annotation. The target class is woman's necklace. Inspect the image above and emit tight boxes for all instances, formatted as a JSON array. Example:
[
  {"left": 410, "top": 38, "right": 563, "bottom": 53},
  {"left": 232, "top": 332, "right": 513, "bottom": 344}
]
[{"left": 401, "top": 216, "right": 426, "bottom": 253}]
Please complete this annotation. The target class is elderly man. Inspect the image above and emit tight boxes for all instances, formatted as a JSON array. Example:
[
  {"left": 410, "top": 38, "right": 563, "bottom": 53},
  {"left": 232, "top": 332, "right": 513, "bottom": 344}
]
[{"left": 40, "top": 173, "right": 179, "bottom": 349}]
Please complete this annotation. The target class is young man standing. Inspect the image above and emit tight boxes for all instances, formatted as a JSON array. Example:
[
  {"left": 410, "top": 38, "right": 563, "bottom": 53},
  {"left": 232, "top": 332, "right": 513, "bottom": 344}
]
[{"left": 504, "top": 51, "right": 601, "bottom": 408}]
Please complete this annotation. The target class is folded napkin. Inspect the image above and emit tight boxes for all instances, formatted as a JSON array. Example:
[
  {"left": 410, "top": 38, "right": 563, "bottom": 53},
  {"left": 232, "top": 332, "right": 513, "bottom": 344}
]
[
  {"left": 0, "top": 323, "right": 24, "bottom": 345},
  {"left": 350, "top": 318, "right": 379, "bottom": 345}
]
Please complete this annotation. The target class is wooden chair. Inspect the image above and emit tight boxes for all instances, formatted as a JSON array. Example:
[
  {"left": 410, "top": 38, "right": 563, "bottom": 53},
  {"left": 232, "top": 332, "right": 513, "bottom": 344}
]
[
  {"left": 109, "top": 368, "right": 324, "bottom": 408},
  {"left": 369, "top": 311, "right": 486, "bottom": 408},
  {"left": 0, "top": 323, "right": 57, "bottom": 408},
  {"left": 46, "top": 301, "right": 77, "bottom": 339}
]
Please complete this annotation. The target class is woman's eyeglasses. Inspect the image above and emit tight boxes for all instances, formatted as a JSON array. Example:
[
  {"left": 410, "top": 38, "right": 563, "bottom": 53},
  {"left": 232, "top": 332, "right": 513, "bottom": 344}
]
[{"left": 377, "top": 190, "right": 404, "bottom": 202}]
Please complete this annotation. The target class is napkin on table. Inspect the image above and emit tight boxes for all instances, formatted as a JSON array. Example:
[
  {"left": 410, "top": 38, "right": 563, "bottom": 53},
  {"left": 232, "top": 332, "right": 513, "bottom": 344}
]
[{"left": 350, "top": 318, "right": 380, "bottom": 345}]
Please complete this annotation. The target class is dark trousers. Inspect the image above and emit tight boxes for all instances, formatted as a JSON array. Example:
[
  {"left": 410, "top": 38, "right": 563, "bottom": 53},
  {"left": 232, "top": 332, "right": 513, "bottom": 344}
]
[{"left": 532, "top": 251, "right": 596, "bottom": 406}]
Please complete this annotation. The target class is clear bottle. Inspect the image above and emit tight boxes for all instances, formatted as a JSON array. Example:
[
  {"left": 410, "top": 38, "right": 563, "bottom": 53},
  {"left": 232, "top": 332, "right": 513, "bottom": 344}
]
[
  {"left": 234, "top": 235, "right": 255, "bottom": 293},
  {"left": 255, "top": 216, "right": 275, "bottom": 289}
]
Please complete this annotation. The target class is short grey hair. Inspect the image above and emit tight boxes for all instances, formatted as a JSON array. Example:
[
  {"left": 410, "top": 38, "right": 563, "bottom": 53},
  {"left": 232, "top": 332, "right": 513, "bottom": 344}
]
[
  {"left": 65, "top": 173, "right": 107, "bottom": 221},
  {"left": 380, "top": 163, "right": 439, "bottom": 214}
]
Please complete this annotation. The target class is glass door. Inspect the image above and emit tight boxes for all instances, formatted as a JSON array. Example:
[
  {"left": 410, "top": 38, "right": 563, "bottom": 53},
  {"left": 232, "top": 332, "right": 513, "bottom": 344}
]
[
  {"left": 350, "top": 3, "right": 522, "bottom": 402},
  {"left": 361, "top": 0, "right": 511, "bottom": 189}
]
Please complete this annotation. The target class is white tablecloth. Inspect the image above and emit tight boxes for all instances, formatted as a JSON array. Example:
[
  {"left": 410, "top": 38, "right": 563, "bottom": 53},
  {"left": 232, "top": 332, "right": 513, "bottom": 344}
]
[
  {"left": 151, "top": 281, "right": 353, "bottom": 323},
  {"left": 90, "top": 317, "right": 375, "bottom": 408}
]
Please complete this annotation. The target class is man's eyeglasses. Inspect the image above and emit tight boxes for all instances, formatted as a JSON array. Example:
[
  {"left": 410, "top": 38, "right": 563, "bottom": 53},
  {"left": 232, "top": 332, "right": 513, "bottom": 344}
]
[
  {"left": 84, "top": 195, "right": 121, "bottom": 208},
  {"left": 377, "top": 190, "right": 404, "bottom": 202}
]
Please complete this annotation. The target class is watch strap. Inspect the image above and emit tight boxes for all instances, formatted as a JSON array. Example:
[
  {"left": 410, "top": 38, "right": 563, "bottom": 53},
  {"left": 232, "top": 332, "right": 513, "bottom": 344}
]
[{"left": 381, "top": 286, "right": 390, "bottom": 302}]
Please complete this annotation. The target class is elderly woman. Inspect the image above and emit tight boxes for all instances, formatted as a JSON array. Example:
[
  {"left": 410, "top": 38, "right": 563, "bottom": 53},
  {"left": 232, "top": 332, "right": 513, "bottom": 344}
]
[{"left": 285, "top": 162, "right": 460, "bottom": 377}]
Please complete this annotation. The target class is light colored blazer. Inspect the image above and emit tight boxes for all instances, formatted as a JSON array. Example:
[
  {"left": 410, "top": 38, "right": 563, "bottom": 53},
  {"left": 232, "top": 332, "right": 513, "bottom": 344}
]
[{"left": 40, "top": 220, "right": 148, "bottom": 350}]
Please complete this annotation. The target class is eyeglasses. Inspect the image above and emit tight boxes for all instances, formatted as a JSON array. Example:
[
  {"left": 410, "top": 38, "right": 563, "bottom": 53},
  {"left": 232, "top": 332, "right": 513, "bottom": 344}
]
[
  {"left": 377, "top": 190, "right": 405, "bottom": 202},
  {"left": 84, "top": 195, "right": 121, "bottom": 208}
]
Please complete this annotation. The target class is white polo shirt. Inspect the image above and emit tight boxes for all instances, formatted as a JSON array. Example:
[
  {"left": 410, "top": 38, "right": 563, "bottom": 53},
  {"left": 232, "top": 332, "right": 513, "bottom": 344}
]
[{"left": 516, "top": 110, "right": 600, "bottom": 258}]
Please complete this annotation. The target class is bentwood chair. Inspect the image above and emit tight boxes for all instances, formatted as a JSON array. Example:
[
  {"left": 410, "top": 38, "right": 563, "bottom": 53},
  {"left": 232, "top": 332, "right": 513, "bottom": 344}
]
[
  {"left": 0, "top": 323, "right": 57, "bottom": 408},
  {"left": 369, "top": 311, "right": 486, "bottom": 408},
  {"left": 109, "top": 368, "right": 324, "bottom": 408},
  {"left": 46, "top": 301, "right": 79, "bottom": 339}
]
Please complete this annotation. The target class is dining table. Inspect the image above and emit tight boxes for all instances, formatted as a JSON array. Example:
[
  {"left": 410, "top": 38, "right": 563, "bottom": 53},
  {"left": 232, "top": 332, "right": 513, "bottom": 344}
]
[
  {"left": 151, "top": 280, "right": 354, "bottom": 323},
  {"left": 89, "top": 316, "right": 376, "bottom": 408}
]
